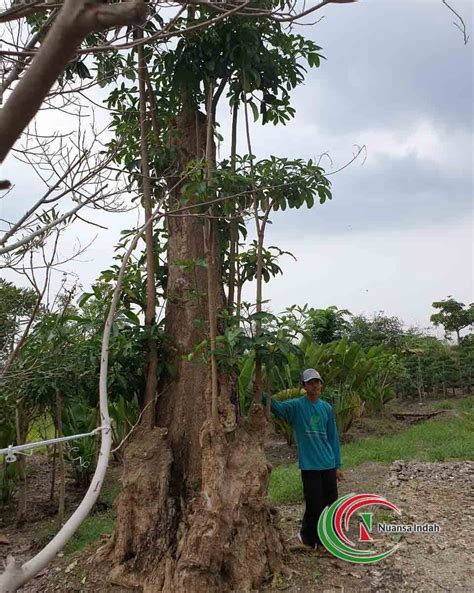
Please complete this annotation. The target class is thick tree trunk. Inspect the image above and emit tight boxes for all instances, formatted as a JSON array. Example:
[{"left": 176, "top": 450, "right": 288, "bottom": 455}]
[
  {"left": 109, "top": 413, "right": 283, "bottom": 591},
  {"left": 106, "top": 107, "right": 284, "bottom": 591}
]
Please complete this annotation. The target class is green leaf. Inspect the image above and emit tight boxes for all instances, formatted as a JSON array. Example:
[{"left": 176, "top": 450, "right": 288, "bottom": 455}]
[
  {"left": 123, "top": 310, "right": 141, "bottom": 325},
  {"left": 249, "top": 101, "right": 259, "bottom": 122}
]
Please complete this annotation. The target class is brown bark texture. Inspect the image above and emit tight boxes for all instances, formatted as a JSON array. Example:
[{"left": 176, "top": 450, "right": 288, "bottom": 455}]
[{"left": 105, "top": 107, "right": 284, "bottom": 592}]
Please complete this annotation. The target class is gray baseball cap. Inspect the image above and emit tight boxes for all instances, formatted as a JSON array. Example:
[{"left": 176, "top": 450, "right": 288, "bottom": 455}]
[{"left": 301, "top": 368, "right": 323, "bottom": 383}]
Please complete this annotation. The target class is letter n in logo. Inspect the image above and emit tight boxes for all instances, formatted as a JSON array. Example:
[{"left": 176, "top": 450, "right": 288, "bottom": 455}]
[{"left": 358, "top": 512, "right": 374, "bottom": 542}]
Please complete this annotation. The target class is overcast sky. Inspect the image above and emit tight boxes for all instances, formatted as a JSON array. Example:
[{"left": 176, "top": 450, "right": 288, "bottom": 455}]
[{"left": 1, "top": 0, "right": 473, "bottom": 334}]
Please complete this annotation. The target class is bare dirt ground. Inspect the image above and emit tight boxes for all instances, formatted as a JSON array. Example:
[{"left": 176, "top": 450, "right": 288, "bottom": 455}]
[
  {"left": 1, "top": 398, "right": 472, "bottom": 592},
  {"left": 263, "top": 460, "right": 474, "bottom": 593}
]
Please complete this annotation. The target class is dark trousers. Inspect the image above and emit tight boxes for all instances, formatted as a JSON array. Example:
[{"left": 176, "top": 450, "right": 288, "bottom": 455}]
[{"left": 301, "top": 469, "right": 338, "bottom": 547}]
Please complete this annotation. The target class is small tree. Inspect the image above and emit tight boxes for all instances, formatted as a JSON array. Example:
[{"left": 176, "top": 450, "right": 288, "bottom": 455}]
[
  {"left": 0, "top": 279, "right": 38, "bottom": 361},
  {"left": 431, "top": 297, "right": 474, "bottom": 344},
  {"left": 304, "top": 305, "right": 351, "bottom": 344}
]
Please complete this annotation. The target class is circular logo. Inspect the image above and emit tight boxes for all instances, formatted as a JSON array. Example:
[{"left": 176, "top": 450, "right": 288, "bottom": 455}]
[{"left": 317, "top": 493, "right": 402, "bottom": 563}]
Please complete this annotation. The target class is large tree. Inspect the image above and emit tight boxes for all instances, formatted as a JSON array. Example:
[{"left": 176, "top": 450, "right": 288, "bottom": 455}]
[{"left": 103, "top": 11, "right": 336, "bottom": 589}]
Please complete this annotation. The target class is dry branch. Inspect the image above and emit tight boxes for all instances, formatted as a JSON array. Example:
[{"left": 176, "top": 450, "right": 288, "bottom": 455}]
[{"left": 0, "top": 0, "right": 147, "bottom": 162}]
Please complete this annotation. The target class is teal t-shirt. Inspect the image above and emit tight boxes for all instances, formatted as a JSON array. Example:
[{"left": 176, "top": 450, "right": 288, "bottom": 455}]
[{"left": 265, "top": 395, "right": 341, "bottom": 471}]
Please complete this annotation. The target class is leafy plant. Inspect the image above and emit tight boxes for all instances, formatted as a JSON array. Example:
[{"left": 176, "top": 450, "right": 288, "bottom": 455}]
[
  {"left": 0, "top": 420, "right": 18, "bottom": 504},
  {"left": 63, "top": 400, "right": 98, "bottom": 488},
  {"left": 109, "top": 395, "right": 140, "bottom": 462}
]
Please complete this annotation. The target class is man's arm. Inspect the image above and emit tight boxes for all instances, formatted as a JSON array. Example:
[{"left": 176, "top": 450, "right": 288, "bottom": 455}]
[
  {"left": 327, "top": 406, "right": 342, "bottom": 470},
  {"left": 262, "top": 392, "right": 297, "bottom": 424}
]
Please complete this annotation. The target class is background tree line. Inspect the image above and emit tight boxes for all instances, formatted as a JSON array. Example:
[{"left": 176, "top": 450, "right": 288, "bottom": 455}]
[{"left": 1, "top": 270, "right": 472, "bottom": 508}]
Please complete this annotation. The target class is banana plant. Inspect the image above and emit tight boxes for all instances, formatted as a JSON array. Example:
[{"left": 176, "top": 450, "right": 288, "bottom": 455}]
[
  {"left": 264, "top": 337, "right": 399, "bottom": 443},
  {"left": 62, "top": 401, "right": 98, "bottom": 488}
]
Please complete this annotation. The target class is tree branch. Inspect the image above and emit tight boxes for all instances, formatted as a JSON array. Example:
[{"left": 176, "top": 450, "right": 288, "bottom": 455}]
[
  {"left": 442, "top": 0, "right": 469, "bottom": 44},
  {"left": 0, "top": 0, "right": 147, "bottom": 163}
]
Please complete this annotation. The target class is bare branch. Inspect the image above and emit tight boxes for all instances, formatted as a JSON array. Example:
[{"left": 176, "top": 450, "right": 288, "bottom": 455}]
[
  {"left": 0, "top": 0, "right": 147, "bottom": 162},
  {"left": 442, "top": 0, "right": 469, "bottom": 44},
  {"left": 0, "top": 9, "right": 59, "bottom": 101},
  {"left": 0, "top": 191, "right": 103, "bottom": 256}
]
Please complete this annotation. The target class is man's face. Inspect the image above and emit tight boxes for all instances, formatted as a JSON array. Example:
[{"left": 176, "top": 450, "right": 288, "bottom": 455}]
[{"left": 303, "top": 378, "right": 322, "bottom": 398}]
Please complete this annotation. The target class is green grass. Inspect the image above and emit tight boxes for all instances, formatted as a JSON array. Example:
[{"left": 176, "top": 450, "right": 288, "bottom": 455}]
[
  {"left": 431, "top": 396, "right": 473, "bottom": 412},
  {"left": 457, "top": 396, "right": 474, "bottom": 412},
  {"left": 268, "top": 463, "right": 302, "bottom": 504},
  {"left": 64, "top": 511, "right": 115, "bottom": 554},
  {"left": 431, "top": 400, "right": 456, "bottom": 410},
  {"left": 38, "top": 470, "right": 122, "bottom": 555},
  {"left": 40, "top": 510, "right": 115, "bottom": 555},
  {"left": 269, "top": 405, "right": 474, "bottom": 504}
]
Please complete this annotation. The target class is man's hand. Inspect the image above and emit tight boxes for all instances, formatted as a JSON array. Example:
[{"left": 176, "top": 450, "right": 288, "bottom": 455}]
[{"left": 336, "top": 469, "right": 344, "bottom": 481}]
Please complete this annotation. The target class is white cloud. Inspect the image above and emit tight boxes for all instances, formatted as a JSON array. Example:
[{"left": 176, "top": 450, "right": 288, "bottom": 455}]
[
  {"left": 243, "top": 219, "right": 474, "bottom": 331},
  {"left": 353, "top": 120, "right": 472, "bottom": 174}
]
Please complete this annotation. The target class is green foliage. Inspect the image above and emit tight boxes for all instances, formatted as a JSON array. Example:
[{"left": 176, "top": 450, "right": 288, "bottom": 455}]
[
  {"left": 323, "top": 387, "right": 363, "bottom": 434},
  {"left": 157, "top": 14, "right": 323, "bottom": 123},
  {"left": 102, "top": 3, "right": 332, "bottom": 222},
  {"left": 398, "top": 333, "right": 473, "bottom": 398},
  {"left": 63, "top": 400, "right": 98, "bottom": 487},
  {"left": 237, "top": 243, "right": 291, "bottom": 285},
  {"left": 187, "top": 303, "right": 304, "bottom": 414},
  {"left": 430, "top": 297, "right": 474, "bottom": 343},
  {"left": 303, "top": 306, "right": 352, "bottom": 344},
  {"left": 303, "top": 338, "right": 398, "bottom": 415},
  {"left": 0, "top": 270, "right": 170, "bottom": 492},
  {"left": 0, "top": 462, "right": 17, "bottom": 505},
  {"left": 109, "top": 396, "right": 140, "bottom": 462},
  {"left": 0, "top": 421, "right": 17, "bottom": 504},
  {"left": 214, "top": 155, "right": 331, "bottom": 215},
  {"left": 0, "top": 278, "right": 38, "bottom": 360},
  {"left": 345, "top": 312, "right": 406, "bottom": 350},
  {"left": 265, "top": 337, "right": 401, "bottom": 443}
]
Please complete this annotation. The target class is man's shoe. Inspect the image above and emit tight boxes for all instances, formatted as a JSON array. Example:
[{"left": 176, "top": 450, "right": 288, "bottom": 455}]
[{"left": 297, "top": 531, "right": 315, "bottom": 548}]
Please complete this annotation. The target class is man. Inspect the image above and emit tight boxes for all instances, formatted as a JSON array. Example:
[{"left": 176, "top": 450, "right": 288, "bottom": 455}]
[{"left": 265, "top": 368, "right": 343, "bottom": 551}]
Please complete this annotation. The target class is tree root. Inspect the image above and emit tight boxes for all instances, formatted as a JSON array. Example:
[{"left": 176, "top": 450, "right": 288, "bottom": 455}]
[{"left": 107, "top": 409, "right": 285, "bottom": 592}]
